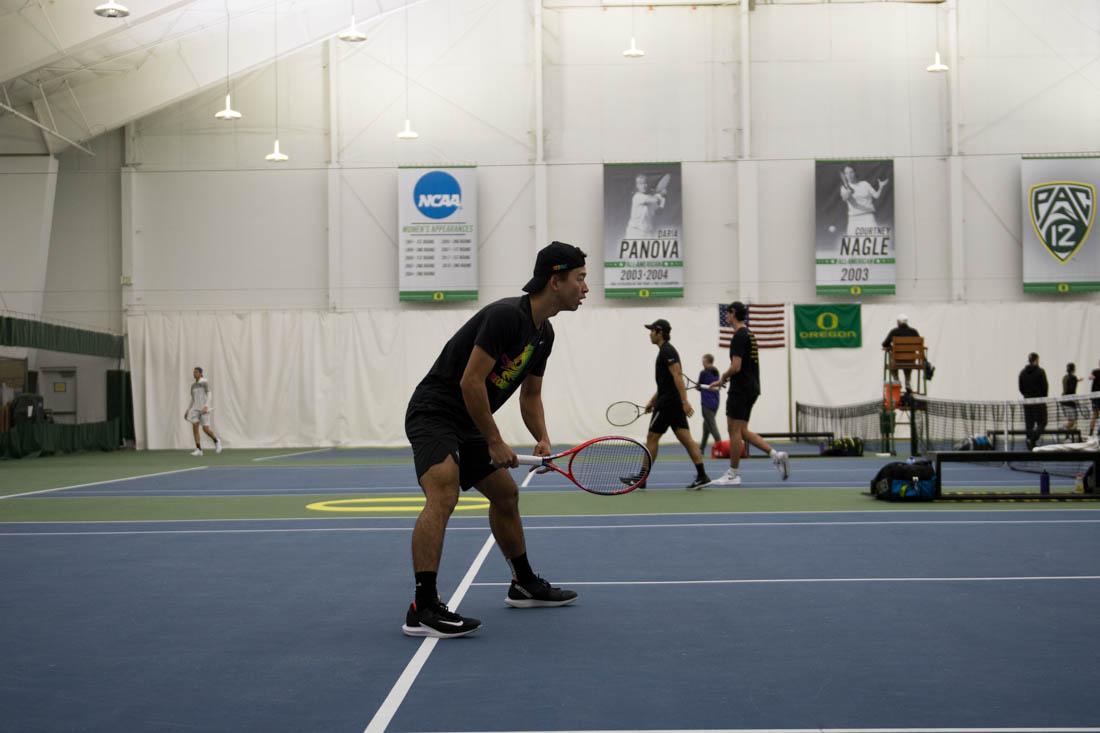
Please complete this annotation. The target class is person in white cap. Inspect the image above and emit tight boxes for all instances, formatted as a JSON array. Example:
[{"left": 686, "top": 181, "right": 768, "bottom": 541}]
[{"left": 881, "top": 314, "right": 921, "bottom": 389}]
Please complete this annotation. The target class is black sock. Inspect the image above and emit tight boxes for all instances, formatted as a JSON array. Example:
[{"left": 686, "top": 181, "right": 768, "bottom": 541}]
[
  {"left": 507, "top": 553, "right": 537, "bottom": 584},
  {"left": 414, "top": 571, "right": 437, "bottom": 609},
  {"left": 695, "top": 462, "right": 707, "bottom": 478}
]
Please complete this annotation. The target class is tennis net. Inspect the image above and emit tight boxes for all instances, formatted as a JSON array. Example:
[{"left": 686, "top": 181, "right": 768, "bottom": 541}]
[
  {"left": 912, "top": 392, "right": 1100, "bottom": 479},
  {"left": 795, "top": 399, "right": 894, "bottom": 454}
]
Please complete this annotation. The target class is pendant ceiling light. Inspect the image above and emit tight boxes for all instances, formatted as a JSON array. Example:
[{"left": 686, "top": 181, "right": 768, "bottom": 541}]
[
  {"left": 926, "top": 51, "right": 949, "bottom": 73},
  {"left": 622, "top": 3, "right": 644, "bottom": 58},
  {"left": 337, "top": 0, "right": 367, "bottom": 43},
  {"left": 214, "top": 0, "right": 241, "bottom": 120},
  {"left": 265, "top": 0, "right": 288, "bottom": 161},
  {"left": 93, "top": 0, "right": 129, "bottom": 18}
]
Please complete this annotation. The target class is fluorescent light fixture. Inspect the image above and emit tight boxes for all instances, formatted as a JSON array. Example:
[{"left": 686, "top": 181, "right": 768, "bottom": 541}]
[
  {"left": 337, "top": 16, "right": 367, "bottom": 42},
  {"left": 622, "top": 37, "right": 644, "bottom": 58},
  {"left": 94, "top": 0, "right": 129, "bottom": 17},
  {"left": 396, "top": 119, "right": 419, "bottom": 140},
  {"left": 214, "top": 94, "right": 241, "bottom": 120},
  {"left": 926, "top": 51, "right": 948, "bottom": 73},
  {"left": 265, "top": 139, "right": 288, "bottom": 161}
]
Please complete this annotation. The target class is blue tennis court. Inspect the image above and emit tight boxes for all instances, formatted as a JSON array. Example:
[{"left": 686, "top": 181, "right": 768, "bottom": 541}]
[{"left": 3, "top": 502, "right": 1099, "bottom": 733}]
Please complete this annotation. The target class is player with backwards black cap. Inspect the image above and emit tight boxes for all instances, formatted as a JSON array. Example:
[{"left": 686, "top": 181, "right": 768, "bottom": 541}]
[{"left": 401, "top": 241, "right": 587, "bottom": 638}]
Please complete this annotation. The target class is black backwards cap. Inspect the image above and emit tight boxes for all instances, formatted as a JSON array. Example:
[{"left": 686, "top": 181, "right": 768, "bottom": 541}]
[
  {"left": 644, "top": 318, "right": 671, "bottom": 336},
  {"left": 522, "top": 241, "right": 587, "bottom": 294}
]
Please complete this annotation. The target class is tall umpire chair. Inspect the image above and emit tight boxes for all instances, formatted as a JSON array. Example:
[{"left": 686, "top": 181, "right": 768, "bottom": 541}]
[{"left": 883, "top": 335, "right": 928, "bottom": 455}]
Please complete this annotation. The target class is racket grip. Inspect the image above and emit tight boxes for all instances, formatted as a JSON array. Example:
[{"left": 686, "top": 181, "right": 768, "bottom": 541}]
[{"left": 515, "top": 455, "right": 547, "bottom": 467}]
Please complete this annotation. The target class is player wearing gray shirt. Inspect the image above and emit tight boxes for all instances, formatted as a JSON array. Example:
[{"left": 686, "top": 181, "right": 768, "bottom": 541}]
[{"left": 185, "top": 367, "right": 222, "bottom": 456}]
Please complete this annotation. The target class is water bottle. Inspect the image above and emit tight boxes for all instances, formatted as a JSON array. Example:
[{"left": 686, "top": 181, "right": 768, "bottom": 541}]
[{"left": 1040, "top": 471, "right": 1050, "bottom": 496}]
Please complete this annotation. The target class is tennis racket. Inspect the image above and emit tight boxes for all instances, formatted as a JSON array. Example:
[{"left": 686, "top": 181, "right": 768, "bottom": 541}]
[
  {"left": 606, "top": 401, "right": 647, "bottom": 426},
  {"left": 655, "top": 173, "right": 671, "bottom": 194},
  {"left": 516, "top": 436, "right": 651, "bottom": 496}
]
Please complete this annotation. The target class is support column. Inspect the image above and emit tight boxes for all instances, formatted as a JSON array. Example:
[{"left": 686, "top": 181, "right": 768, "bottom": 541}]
[
  {"left": 946, "top": 0, "right": 964, "bottom": 300},
  {"left": 326, "top": 39, "right": 343, "bottom": 311},
  {"left": 737, "top": 160, "right": 759, "bottom": 301},
  {"left": 533, "top": 0, "right": 548, "bottom": 252}
]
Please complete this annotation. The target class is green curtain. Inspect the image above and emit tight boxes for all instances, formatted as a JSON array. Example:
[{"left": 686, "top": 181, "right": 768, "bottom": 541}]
[
  {"left": 0, "top": 420, "right": 120, "bottom": 459},
  {"left": 0, "top": 317, "right": 123, "bottom": 359}
]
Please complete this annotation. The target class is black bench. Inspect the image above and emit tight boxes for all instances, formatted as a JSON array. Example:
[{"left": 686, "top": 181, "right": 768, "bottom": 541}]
[{"left": 930, "top": 450, "right": 1100, "bottom": 500}]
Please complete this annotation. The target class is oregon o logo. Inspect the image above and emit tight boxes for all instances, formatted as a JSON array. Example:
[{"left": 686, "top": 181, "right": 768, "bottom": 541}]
[
  {"left": 639, "top": 289, "right": 650, "bottom": 298},
  {"left": 432, "top": 291, "right": 445, "bottom": 301},
  {"left": 1057, "top": 283, "right": 1070, "bottom": 293},
  {"left": 850, "top": 285, "right": 862, "bottom": 295},
  {"left": 413, "top": 171, "right": 462, "bottom": 219},
  {"left": 816, "top": 312, "right": 839, "bottom": 330}
]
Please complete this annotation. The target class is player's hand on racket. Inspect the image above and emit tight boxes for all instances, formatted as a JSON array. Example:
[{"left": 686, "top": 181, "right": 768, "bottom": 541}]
[
  {"left": 533, "top": 438, "right": 551, "bottom": 457},
  {"left": 488, "top": 438, "right": 518, "bottom": 469}
]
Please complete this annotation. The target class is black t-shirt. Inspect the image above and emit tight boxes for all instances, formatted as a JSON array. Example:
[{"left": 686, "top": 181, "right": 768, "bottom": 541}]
[
  {"left": 1062, "top": 373, "right": 1079, "bottom": 396},
  {"left": 882, "top": 324, "right": 919, "bottom": 349},
  {"left": 410, "top": 295, "right": 554, "bottom": 421},
  {"left": 654, "top": 341, "right": 683, "bottom": 409},
  {"left": 728, "top": 327, "right": 760, "bottom": 396},
  {"left": 1092, "top": 369, "right": 1100, "bottom": 393}
]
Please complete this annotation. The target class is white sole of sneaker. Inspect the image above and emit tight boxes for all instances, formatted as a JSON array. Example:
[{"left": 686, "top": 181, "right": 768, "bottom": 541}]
[
  {"left": 504, "top": 596, "right": 578, "bottom": 608},
  {"left": 401, "top": 623, "right": 480, "bottom": 638}
]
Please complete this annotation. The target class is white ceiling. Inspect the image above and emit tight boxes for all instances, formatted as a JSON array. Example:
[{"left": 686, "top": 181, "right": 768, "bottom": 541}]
[{"left": 0, "top": 0, "right": 944, "bottom": 154}]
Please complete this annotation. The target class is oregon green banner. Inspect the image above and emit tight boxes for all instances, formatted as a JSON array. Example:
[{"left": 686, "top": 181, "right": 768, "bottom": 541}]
[{"left": 794, "top": 304, "right": 861, "bottom": 348}]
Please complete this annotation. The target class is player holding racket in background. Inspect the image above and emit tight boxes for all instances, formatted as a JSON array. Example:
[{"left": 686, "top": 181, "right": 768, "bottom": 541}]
[
  {"left": 401, "top": 242, "right": 586, "bottom": 639},
  {"left": 710, "top": 301, "right": 790, "bottom": 486},
  {"left": 621, "top": 319, "right": 712, "bottom": 490}
]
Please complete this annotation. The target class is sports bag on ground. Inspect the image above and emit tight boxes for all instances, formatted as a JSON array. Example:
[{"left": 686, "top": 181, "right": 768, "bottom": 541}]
[{"left": 870, "top": 459, "right": 936, "bottom": 501}]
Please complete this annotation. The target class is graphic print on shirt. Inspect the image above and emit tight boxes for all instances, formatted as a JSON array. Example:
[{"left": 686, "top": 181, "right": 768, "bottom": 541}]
[{"left": 489, "top": 340, "right": 538, "bottom": 390}]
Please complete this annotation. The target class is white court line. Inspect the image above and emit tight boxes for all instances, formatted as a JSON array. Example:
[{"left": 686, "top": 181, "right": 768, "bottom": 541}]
[
  {"left": 0, "top": 466, "right": 209, "bottom": 500},
  {"left": 441, "top": 728, "right": 1100, "bottom": 733},
  {"left": 252, "top": 448, "right": 333, "bottom": 462},
  {"left": 2, "top": 506, "right": 1097, "bottom": 526},
  {"left": 471, "top": 575, "right": 1100, "bottom": 587},
  {"left": 5, "top": 518, "right": 1100, "bottom": 537},
  {"left": 362, "top": 533, "right": 496, "bottom": 733}
]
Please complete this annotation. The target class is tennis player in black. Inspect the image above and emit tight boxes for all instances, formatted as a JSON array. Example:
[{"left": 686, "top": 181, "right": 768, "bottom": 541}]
[
  {"left": 628, "top": 319, "right": 711, "bottom": 490},
  {"left": 402, "top": 241, "right": 586, "bottom": 638},
  {"left": 711, "top": 301, "right": 789, "bottom": 486}
]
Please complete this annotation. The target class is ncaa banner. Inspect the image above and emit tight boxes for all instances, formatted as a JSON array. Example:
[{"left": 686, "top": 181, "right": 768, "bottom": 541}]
[
  {"left": 794, "top": 304, "right": 861, "bottom": 348},
  {"left": 603, "top": 163, "right": 683, "bottom": 298},
  {"left": 1021, "top": 157, "right": 1099, "bottom": 294},
  {"left": 398, "top": 166, "right": 478, "bottom": 302},
  {"left": 815, "top": 160, "right": 895, "bottom": 296}
]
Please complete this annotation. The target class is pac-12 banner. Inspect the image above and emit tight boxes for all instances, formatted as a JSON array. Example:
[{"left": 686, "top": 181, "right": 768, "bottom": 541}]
[
  {"left": 603, "top": 163, "right": 683, "bottom": 298},
  {"left": 815, "top": 160, "right": 895, "bottom": 296},
  {"left": 1021, "top": 157, "right": 1099, "bottom": 294},
  {"left": 398, "top": 167, "right": 478, "bottom": 302}
]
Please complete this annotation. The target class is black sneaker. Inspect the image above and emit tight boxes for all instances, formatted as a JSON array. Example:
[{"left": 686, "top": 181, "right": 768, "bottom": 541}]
[
  {"left": 686, "top": 475, "right": 711, "bottom": 490},
  {"left": 402, "top": 600, "right": 481, "bottom": 638},
  {"left": 620, "top": 472, "right": 647, "bottom": 490},
  {"left": 505, "top": 577, "right": 578, "bottom": 608}
]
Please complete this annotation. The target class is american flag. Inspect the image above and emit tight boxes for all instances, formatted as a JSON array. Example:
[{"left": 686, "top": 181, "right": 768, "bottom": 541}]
[{"left": 718, "top": 303, "right": 786, "bottom": 349}]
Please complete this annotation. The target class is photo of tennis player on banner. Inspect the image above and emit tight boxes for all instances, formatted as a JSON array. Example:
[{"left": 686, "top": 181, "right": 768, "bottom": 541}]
[
  {"left": 603, "top": 163, "right": 684, "bottom": 299},
  {"left": 815, "top": 159, "right": 896, "bottom": 296}
]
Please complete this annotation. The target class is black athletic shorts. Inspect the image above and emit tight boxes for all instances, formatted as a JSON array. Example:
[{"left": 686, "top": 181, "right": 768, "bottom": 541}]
[
  {"left": 648, "top": 403, "right": 690, "bottom": 434},
  {"left": 405, "top": 403, "right": 496, "bottom": 491},
  {"left": 726, "top": 391, "right": 759, "bottom": 422}
]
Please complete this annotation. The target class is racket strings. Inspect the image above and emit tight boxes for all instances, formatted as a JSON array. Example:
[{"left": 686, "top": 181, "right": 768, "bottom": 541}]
[
  {"left": 606, "top": 401, "right": 642, "bottom": 427},
  {"left": 568, "top": 438, "right": 651, "bottom": 495}
]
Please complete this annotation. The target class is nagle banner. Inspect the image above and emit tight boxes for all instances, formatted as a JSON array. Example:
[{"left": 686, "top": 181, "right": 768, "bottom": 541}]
[{"left": 794, "top": 304, "right": 862, "bottom": 348}]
